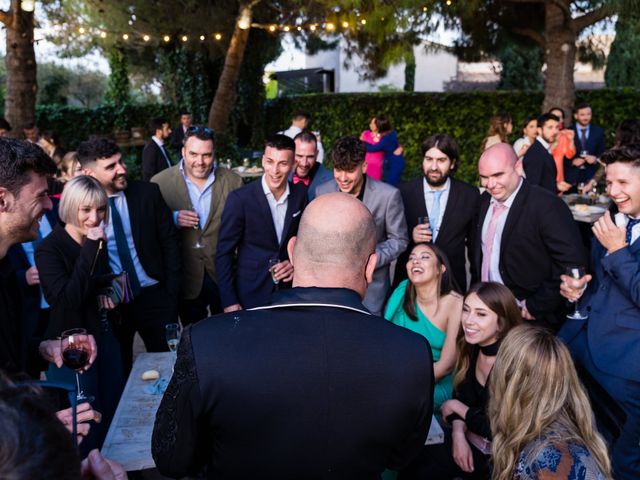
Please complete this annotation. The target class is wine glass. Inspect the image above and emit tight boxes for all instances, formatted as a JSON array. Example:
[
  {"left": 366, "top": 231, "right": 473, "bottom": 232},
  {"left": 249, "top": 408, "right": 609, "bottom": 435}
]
[
  {"left": 268, "top": 258, "right": 280, "bottom": 285},
  {"left": 190, "top": 207, "right": 206, "bottom": 249},
  {"left": 579, "top": 150, "right": 589, "bottom": 170},
  {"left": 60, "top": 328, "right": 93, "bottom": 402},
  {"left": 565, "top": 266, "right": 588, "bottom": 320},
  {"left": 165, "top": 323, "right": 181, "bottom": 359}
]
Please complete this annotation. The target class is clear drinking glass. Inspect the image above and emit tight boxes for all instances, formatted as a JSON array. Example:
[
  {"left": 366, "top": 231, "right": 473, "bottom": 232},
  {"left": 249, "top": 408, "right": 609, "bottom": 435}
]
[
  {"left": 191, "top": 207, "right": 205, "bottom": 249},
  {"left": 165, "top": 323, "right": 181, "bottom": 359},
  {"left": 268, "top": 258, "right": 280, "bottom": 285},
  {"left": 565, "top": 266, "right": 588, "bottom": 320}
]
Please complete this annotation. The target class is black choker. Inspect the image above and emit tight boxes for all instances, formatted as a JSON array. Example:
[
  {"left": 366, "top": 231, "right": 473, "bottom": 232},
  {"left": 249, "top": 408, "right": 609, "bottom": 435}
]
[{"left": 480, "top": 341, "right": 500, "bottom": 356}]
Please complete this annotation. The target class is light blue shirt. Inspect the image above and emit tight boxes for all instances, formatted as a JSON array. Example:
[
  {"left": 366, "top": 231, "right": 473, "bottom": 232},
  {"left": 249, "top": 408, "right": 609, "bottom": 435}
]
[
  {"left": 422, "top": 177, "right": 451, "bottom": 239},
  {"left": 22, "top": 214, "right": 53, "bottom": 308},
  {"left": 173, "top": 161, "right": 216, "bottom": 229},
  {"left": 106, "top": 191, "right": 158, "bottom": 288}
]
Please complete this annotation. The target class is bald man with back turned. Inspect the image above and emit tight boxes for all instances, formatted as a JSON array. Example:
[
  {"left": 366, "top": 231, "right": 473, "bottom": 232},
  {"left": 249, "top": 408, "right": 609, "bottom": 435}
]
[{"left": 152, "top": 192, "right": 434, "bottom": 480}]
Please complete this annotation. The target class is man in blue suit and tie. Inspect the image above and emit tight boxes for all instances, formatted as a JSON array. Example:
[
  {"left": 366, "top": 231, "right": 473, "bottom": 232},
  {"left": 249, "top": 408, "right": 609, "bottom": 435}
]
[
  {"left": 216, "top": 134, "right": 307, "bottom": 311},
  {"left": 559, "top": 144, "right": 640, "bottom": 479},
  {"left": 564, "top": 103, "right": 606, "bottom": 189}
]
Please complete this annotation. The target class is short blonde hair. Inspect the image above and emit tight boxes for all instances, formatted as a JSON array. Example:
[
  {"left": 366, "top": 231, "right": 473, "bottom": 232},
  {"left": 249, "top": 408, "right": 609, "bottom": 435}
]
[{"left": 58, "top": 175, "right": 109, "bottom": 227}]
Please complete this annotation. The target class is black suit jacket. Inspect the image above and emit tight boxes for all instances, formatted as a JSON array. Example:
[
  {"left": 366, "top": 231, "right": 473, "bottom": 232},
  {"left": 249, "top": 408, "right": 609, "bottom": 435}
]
[
  {"left": 565, "top": 124, "right": 606, "bottom": 186},
  {"left": 142, "top": 140, "right": 172, "bottom": 182},
  {"left": 122, "top": 180, "right": 181, "bottom": 301},
  {"left": 152, "top": 287, "right": 434, "bottom": 479},
  {"left": 216, "top": 179, "right": 307, "bottom": 309},
  {"left": 396, "top": 177, "right": 479, "bottom": 291},
  {"left": 523, "top": 139, "right": 557, "bottom": 194},
  {"left": 36, "top": 224, "right": 111, "bottom": 339},
  {"left": 169, "top": 126, "right": 186, "bottom": 155},
  {"left": 472, "top": 181, "right": 586, "bottom": 327}
]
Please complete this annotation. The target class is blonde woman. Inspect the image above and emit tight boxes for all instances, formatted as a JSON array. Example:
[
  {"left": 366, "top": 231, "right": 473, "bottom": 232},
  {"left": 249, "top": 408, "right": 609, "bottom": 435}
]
[{"left": 489, "top": 326, "right": 611, "bottom": 480}]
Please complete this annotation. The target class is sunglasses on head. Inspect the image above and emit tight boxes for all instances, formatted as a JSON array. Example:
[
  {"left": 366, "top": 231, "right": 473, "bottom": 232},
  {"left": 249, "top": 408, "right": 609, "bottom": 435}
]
[{"left": 186, "top": 126, "right": 214, "bottom": 139}]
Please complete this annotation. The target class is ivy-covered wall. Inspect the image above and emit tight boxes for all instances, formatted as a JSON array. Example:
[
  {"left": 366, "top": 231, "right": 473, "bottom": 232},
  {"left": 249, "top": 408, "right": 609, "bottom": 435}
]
[{"left": 265, "top": 89, "right": 640, "bottom": 185}]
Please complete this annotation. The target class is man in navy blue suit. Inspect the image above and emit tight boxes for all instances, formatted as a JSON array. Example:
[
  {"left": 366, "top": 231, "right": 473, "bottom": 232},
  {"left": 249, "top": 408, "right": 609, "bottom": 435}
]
[
  {"left": 559, "top": 145, "right": 640, "bottom": 479},
  {"left": 564, "top": 103, "right": 606, "bottom": 188},
  {"left": 216, "top": 134, "right": 307, "bottom": 311},
  {"left": 523, "top": 112, "right": 563, "bottom": 195}
]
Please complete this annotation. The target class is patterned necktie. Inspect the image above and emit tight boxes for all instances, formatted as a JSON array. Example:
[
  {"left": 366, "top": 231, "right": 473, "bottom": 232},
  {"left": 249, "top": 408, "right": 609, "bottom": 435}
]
[
  {"left": 108, "top": 197, "right": 141, "bottom": 295},
  {"left": 430, "top": 190, "right": 443, "bottom": 242},
  {"left": 481, "top": 202, "right": 508, "bottom": 282},
  {"left": 626, "top": 218, "right": 640, "bottom": 245},
  {"left": 580, "top": 128, "right": 588, "bottom": 151}
]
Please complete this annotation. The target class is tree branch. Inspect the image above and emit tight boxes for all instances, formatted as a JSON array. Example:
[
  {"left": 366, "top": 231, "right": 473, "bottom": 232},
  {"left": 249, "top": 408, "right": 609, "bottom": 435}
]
[
  {"left": 0, "top": 9, "right": 11, "bottom": 27},
  {"left": 572, "top": 4, "right": 615, "bottom": 32},
  {"left": 511, "top": 27, "right": 545, "bottom": 47},
  {"left": 550, "top": 0, "right": 572, "bottom": 21}
]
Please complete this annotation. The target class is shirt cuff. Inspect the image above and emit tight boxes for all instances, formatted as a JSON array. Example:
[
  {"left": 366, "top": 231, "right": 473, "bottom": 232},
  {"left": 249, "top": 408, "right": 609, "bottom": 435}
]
[{"left": 173, "top": 211, "right": 179, "bottom": 226}]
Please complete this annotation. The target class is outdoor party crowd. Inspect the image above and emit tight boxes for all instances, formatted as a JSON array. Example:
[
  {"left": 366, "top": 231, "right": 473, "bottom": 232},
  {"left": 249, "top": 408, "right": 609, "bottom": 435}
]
[{"left": 0, "top": 103, "right": 638, "bottom": 480}]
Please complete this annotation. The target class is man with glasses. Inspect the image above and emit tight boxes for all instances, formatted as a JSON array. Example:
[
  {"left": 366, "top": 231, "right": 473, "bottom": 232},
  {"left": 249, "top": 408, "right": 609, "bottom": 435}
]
[
  {"left": 396, "top": 133, "right": 479, "bottom": 291},
  {"left": 152, "top": 126, "right": 243, "bottom": 325}
]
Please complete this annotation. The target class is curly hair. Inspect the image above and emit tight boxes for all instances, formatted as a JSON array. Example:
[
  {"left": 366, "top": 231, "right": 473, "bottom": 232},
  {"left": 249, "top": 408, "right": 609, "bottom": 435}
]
[
  {"left": 0, "top": 138, "right": 56, "bottom": 195},
  {"left": 331, "top": 136, "right": 366, "bottom": 171}
]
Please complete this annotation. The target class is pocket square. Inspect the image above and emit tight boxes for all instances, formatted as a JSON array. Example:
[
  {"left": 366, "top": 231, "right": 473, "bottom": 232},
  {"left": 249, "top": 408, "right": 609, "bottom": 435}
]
[{"left": 293, "top": 210, "right": 301, "bottom": 218}]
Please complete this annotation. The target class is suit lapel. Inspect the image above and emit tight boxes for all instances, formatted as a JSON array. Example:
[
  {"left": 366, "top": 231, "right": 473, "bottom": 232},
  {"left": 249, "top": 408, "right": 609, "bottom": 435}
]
[
  {"left": 254, "top": 179, "right": 279, "bottom": 246},
  {"left": 499, "top": 182, "right": 527, "bottom": 257},
  {"left": 280, "top": 182, "right": 302, "bottom": 248},
  {"left": 124, "top": 184, "right": 141, "bottom": 248},
  {"left": 437, "top": 179, "right": 458, "bottom": 241},
  {"left": 202, "top": 168, "right": 221, "bottom": 232}
]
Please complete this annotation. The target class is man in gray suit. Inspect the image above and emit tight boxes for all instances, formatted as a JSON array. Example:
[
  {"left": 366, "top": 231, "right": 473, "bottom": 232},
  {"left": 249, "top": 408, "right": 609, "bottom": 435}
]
[{"left": 316, "top": 136, "right": 408, "bottom": 315}]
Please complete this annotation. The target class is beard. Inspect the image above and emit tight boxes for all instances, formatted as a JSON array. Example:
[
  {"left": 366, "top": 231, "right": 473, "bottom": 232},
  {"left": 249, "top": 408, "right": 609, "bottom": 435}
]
[{"left": 424, "top": 170, "right": 449, "bottom": 187}]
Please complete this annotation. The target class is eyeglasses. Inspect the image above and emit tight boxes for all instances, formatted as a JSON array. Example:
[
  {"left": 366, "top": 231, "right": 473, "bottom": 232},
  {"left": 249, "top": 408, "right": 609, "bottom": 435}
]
[{"left": 186, "top": 126, "right": 214, "bottom": 139}]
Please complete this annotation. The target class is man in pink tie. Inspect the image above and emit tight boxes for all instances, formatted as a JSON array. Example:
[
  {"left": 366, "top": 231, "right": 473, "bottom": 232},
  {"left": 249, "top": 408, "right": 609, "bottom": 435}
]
[{"left": 473, "top": 143, "right": 585, "bottom": 330}]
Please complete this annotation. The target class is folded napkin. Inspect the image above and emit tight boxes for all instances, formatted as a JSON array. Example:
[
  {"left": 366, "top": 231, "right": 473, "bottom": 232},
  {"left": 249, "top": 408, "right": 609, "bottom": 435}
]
[{"left": 143, "top": 378, "right": 169, "bottom": 395}]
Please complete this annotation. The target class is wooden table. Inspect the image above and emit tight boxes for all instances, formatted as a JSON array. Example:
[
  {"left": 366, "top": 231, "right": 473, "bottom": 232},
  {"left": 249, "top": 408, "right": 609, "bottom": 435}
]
[{"left": 101, "top": 352, "right": 174, "bottom": 472}]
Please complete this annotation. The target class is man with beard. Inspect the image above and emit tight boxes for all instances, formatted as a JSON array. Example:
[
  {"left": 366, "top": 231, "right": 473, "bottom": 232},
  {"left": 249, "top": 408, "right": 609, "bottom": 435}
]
[
  {"left": 79, "top": 138, "right": 180, "bottom": 371},
  {"left": 396, "top": 134, "right": 479, "bottom": 292},
  {"left": 142, "top": 117, "right": 173, "bottom": 181},
  {"left": 523, "top": 113, "right": 568, "bottom": 195},
  {"left": 289, "top": 131, "right": 333, "bottom": 201}
]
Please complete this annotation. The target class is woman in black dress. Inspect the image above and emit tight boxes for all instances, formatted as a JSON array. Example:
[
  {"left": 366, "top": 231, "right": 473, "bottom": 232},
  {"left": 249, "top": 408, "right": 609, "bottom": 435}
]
[
  {"left": 36, "top": 175, "right": 125, "bottom": 450},
  {"left": 399, "top": 282, "right": 522, "bottom": 480}
]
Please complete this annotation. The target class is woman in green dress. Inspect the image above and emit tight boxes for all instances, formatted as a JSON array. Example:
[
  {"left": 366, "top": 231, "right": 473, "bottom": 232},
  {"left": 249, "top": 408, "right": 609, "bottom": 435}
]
[{"left": 384, "top": 243, "right": 462, "bottom": 412}]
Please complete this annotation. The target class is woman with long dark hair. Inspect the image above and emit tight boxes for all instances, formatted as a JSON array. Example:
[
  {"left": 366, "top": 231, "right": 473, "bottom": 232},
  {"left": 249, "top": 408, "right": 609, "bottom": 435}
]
[{"left": 363, "top": 114, "right": 405, "bottom": 185}]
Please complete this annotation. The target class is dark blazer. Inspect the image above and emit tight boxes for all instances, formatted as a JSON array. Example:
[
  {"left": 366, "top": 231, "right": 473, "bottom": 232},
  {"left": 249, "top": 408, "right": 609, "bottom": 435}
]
[
  {"left": 152, "top": 287, "right": 434, "bottom": 479},
  {"left": 560, "top": 211, "right": 640, "bottom": 382},
  {"left": 7, "top": 203, "right": 59, "bottom": 374},
  {"left": 35, "top": 224, "right": 110, "bottom": 338},
  {"left": 216, "top": 179, "right": 307, "bottom": 309},
  {"left": 142, "top": 140, "right": 172, "bottom": 182},
  {"left": 565, "top": 124, "right": 606, "bottom": 186},
  {"left": 121, "top": 180, "right": 181, "bottom": 301},
  {"left": 396, "top": 177, "right": 479, "bottom": 292},
  {"left": 169, "top": 125, "right": 186, "bottom": 154},
  {"left": 523, "top": 139, "right": 557, "bottom": 194},
  {"left": 472, "top": 181, "right": 586, "bottom": 327},
  {"left": 288, "top": 163, "right": 334, "bottom": 201}
]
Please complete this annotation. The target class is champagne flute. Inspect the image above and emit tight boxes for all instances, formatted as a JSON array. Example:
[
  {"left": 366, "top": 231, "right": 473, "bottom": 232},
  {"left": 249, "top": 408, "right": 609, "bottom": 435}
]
[
  {"left": 268, "top": 258, "right": 280, "bottom": 285},
  {"left": 565, "top": 266, "right": 588, "bottom": 320},
  {"left": 60, "top": 328, "right": 93, "bottom": 402},
  {"left": 190, "top": 207, "right": 206, "bottom": 249},
  {"left": 165, "top": 323, "right": 181, "bottom": 359}
]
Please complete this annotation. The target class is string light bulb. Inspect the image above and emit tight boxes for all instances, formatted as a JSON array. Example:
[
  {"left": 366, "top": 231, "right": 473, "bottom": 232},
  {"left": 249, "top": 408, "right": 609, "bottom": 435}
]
[
  {"left": 309, "top": 24, "right": 317, "bottom": 31},
  {"left": 446, "top": 0, "right": 452, "bottom": 4},
  {"left": 237, "top": 7, "right": 252, "bottom": 30},
  {"left": 268, "top": 25, "right": 277, "bottom": 32},
  {"left": 326, "top": 22, "right": 335, "bottom": 31},
  {"left": 296, "top": 26, "right": 302, "bottom": 31},
  {"left": 214, "top": 33, "right": 222, "bottom": 40},
  {"left": 143, "top": 34, "right": 150, "bottom": 42},
  {"left": 181, "top": 35, "right": 188, "bottom": 42},
  {"left": 20, "top": 0, "right": 35, "bottom": 12},
  {"left": 163, "top": 35, "right": 170, "bottom": 42},
  {"left": 199, "top": 35, "right": 205, "bottom": 41},
  {"left": 99, "top": 31, "right": 107, "bottom": 38},
  {"left": 122, "top": 33, "right": 129, "bottom": 40},
  {"left": 78, "top": 27, "right": 86, "bottom": 34},
  {"left": 361, "top": 19, "right": 367, "bottom": 25},
  {"left": 283, "top": 25, "right": 290, "bottom": 32},
  {"left": 342, "top": 21, "right": 349, "bottom": 28}
]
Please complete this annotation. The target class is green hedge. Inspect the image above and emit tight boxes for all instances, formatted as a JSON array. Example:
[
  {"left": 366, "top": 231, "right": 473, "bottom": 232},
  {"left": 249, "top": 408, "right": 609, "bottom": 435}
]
[{"left": 265, "top": 89, "right": 640, "bottom": 185}]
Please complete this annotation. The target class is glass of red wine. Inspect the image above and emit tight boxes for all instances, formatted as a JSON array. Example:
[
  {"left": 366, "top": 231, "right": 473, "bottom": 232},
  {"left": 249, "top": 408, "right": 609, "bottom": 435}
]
[{"left": 60, "top": 328, "right": 93, "bottom": 402}]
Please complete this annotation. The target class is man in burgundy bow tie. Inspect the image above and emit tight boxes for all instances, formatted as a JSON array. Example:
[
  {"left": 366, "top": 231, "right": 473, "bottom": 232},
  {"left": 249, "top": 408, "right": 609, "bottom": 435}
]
[{"left": 290, "top": 131, "right": 333, "bottom": 201}]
